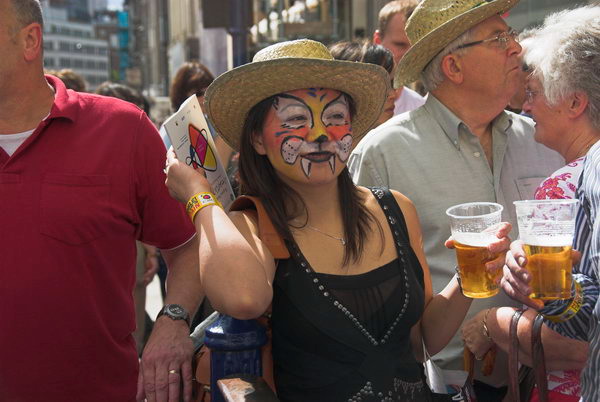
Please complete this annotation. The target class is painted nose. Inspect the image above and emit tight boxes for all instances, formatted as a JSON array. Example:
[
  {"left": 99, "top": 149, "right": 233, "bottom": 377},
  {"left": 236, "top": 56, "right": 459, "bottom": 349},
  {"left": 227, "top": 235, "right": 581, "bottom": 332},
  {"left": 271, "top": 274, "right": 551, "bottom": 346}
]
[
  {"left": 314, "top": 135, "right": 328, "bottom": 144},
  {"left": 307, "top": 118, "right": 331, "bottom": 143}
]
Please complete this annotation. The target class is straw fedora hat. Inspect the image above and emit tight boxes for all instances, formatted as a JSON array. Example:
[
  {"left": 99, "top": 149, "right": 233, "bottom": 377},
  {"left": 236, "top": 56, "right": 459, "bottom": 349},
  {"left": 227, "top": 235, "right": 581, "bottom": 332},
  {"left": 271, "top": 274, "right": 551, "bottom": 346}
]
[
  {"left": 395, "top": 0, "right": 520, "bottom": 87},
  {"left": 205, "top": 39, "right": 390, "bottom": 151}
]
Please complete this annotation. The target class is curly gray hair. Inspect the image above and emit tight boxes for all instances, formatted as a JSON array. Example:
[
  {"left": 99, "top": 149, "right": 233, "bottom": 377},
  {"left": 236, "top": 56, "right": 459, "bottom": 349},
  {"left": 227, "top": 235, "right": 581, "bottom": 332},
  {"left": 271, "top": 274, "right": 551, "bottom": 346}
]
[{"left": 524, "top": 6, "right": 600, "bottom": 130}]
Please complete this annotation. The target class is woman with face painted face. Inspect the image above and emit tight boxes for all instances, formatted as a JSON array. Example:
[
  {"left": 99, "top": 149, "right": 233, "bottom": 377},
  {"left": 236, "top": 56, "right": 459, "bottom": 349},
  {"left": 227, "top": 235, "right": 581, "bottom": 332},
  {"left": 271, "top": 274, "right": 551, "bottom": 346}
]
[{"left": 165, "top": 39, "right": 511, "bottom": 401}]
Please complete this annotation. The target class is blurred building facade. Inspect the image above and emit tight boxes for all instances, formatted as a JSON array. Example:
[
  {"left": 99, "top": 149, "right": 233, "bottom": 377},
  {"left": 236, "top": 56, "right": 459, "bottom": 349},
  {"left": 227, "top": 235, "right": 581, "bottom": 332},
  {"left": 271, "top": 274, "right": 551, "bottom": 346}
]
[
  {"left": 47, "top": 0, "right": 92, "bottom": 22},
  {"left": 38, "top": 0, "right": 595, "bottom": 95},
  {"left": 251, "top": 0, "right": 353, "bottom": 48},
  {"left": 505, "top": 0, "right": 593, "bottom": 31},
  {"left": 94, "top": 10, "right": 130, "bottom": 82},
  {"left": 41, "top": 4, "right": 110, "bottom": 89},
  {"left": 167, "top": 0, "right": 232, "bottom": 79},
  {"left": 168, "top": 0, "right": 201, "bottom": 81},
  {"left": 194, "top": 0, "right": 591, "bottom": 73},
  {"left": 89, "top": 0, "right": 109, "bottom": 15},
  {"left": 163, "top": 0, "right": 354, "bottom": 86},
  {"left": 150, "top": 0, "right": 594, "bottom": 97},
  {"left": 124, "top": 0, "right": 170, "bottom": 96}
]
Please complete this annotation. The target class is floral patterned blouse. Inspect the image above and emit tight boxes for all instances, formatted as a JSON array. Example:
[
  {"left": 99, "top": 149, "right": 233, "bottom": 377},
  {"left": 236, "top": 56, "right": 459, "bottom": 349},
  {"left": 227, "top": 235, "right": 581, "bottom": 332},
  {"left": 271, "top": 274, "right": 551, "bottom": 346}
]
[
  {"left": 531, "top": 156, "right": 585, "bottom": 401},
  {"left": 534, "top": 157, "right": 585, "bottom": 200}
]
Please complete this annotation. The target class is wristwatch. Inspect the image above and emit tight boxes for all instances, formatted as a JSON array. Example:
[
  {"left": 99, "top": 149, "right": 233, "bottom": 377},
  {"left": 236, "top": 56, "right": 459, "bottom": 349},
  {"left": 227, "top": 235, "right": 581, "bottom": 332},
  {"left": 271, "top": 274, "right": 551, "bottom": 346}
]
[{"left": 156, "top": 304, "right": 191, "bottom": 326}]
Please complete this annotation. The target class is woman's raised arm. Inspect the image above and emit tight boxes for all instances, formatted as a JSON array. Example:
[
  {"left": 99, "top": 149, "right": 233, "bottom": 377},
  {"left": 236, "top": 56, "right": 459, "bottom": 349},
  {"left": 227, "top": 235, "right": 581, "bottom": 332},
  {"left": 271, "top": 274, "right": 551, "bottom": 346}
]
[{"left": 165, "top": 148, "right": 276, "bottom": 319}]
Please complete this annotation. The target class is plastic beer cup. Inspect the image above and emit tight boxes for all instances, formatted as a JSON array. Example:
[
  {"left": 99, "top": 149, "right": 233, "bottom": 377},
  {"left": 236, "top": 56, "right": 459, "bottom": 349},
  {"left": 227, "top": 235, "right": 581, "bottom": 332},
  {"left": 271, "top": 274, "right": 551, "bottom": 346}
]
[
  {"left": 514, "top": 199, "right": 578, "bottom": 300},
  {"left": 446, "top": 202, "right": 503, "bottom": 298}
]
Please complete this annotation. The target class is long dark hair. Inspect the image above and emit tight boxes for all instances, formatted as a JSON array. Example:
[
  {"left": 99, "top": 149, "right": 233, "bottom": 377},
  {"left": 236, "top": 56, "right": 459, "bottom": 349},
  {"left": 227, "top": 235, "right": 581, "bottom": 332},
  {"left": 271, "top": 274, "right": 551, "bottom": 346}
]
[{"left": 238, "top": 94, "right": 382, "bottom": 266}]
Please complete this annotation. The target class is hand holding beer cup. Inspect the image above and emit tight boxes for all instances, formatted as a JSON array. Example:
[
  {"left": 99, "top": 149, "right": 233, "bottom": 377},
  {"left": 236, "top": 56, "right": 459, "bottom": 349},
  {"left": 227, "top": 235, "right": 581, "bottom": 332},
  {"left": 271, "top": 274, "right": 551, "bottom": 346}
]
[
  {"left": 503, "top": 240, "right": 582, "bottom": 310},
  {"left": 446, "top": 202, "right": 511, "bottom": 298},
  {"left": 513, "top": 200, "right": 578, "bottom": 301}
]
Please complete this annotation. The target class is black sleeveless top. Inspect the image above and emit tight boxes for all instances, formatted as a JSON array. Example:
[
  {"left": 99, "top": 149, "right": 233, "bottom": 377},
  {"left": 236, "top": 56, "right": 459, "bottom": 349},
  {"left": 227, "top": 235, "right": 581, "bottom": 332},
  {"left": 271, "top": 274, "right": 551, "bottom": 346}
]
[{"left": 271, "top": 188, "right": 431, "bottom": 401}]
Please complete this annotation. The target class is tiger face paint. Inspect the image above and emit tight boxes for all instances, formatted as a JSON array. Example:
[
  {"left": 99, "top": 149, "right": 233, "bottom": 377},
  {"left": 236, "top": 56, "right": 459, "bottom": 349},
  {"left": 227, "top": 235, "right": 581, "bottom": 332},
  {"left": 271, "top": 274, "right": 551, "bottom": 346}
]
[{"left": 258, "top": 88, "right": 353, "bottom": 182}]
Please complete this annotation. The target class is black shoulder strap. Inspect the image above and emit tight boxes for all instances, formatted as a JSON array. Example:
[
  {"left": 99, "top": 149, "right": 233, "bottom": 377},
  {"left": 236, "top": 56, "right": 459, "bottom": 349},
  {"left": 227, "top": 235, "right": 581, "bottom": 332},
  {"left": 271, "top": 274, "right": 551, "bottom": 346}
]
[
  {"left": 368, "top": 187, "right": 425, "bottom": 291},
  {"left": 369, "top": 187, "right": 411, "bottom": 245}
]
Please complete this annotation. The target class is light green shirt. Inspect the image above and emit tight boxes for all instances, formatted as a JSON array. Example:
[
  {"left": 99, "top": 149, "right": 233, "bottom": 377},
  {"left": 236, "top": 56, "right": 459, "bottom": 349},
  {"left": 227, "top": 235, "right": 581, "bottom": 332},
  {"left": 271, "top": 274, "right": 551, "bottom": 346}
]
[{"left": 349, "top": 95, "right": 564, "bottom": 386}]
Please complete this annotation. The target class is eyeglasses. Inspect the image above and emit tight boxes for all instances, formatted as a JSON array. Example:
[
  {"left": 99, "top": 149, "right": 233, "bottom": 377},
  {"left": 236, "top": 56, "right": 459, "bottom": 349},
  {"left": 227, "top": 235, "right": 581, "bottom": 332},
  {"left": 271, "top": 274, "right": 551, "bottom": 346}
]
[
  {"left": 524, "top": 89, "right": 538, "bottom": 104},
  {"left": 455, "top": 29, "right": 519, "bottom": 51}
]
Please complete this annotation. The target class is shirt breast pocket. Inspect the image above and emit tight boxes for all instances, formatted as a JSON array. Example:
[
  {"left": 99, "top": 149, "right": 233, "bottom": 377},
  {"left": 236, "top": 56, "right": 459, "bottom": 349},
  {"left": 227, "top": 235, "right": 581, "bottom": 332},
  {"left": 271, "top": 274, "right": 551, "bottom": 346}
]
[
  {"left": 41, "top": 173, "right": 112, "bottom": 245},
  {"left": 515, "top": 177, "right": 546, "bottom": 200}
]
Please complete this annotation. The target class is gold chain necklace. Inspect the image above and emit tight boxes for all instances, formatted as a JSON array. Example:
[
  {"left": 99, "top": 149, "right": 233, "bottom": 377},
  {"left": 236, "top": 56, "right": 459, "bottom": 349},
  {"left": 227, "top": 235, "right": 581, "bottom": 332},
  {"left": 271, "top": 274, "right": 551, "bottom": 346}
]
[{"left": 306, "top": 225, "right": 346, "bottom": 246}]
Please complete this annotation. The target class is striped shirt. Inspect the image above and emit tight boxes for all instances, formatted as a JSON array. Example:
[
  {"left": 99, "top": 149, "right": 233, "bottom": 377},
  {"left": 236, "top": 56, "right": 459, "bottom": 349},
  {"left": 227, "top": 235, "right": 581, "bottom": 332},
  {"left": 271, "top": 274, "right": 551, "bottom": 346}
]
[{"left": 540, "top": 140, "right": 600, "bottom": 401}]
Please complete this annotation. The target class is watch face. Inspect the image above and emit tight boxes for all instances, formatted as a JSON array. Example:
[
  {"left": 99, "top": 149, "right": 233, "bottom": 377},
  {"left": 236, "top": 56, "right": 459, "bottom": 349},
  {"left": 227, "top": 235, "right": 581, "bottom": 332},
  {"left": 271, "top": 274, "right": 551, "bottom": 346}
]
[
  {"left": 167, "top": 304, "right": 185, "bottom": 317},
  {"left": 157, "top": 304, "right": 190, "bottom": 325}
]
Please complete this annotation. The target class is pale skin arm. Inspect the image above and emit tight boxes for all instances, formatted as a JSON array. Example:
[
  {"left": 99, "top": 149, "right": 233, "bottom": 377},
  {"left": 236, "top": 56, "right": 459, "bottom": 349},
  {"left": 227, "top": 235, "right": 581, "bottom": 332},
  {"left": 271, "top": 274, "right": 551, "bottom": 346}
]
[
  {"left": 196, "top": 206, "right": 276, "bottom": 318},
  {"left": 463, "top": 307, "right": 588, "bottom": 371},
  {"left": 165, "top": 147, "right": 275, "bottom": 319},
  {"left": 137, "top": 235, "right": 204, "bottom": 402},
  {"left": 392, "top": 191, "right": 471, "bottom": 357},
  {"left": 392, "top": 191, "right": 512, "bottom": 357}
]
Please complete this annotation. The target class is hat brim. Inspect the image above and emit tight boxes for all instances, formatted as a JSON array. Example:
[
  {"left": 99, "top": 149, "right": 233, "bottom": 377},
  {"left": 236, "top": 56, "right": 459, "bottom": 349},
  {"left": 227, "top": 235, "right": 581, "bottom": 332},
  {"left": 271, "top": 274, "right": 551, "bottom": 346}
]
[
  {"left": 395, "top": 0, "right": 519, "bottom": 88},
  {"left": 205, "top": 58, "right": 390, "bottom": 151}
]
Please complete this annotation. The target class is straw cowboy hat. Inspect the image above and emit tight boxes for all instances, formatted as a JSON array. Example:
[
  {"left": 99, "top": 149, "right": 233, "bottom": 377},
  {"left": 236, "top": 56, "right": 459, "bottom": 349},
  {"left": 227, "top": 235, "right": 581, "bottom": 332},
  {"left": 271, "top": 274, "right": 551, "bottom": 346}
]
[
  {"left": 205, "top": 39, "right": 390, "bottom": 151},
  {"left": 395, "top": 0, "right": 520, "bottom": 87}
]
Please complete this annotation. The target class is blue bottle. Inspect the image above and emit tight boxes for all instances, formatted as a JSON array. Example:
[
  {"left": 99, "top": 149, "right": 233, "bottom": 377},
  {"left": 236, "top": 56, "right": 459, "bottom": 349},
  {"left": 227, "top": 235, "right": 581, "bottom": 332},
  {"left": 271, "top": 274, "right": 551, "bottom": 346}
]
[{"left": 204, "top": 315, "right": 268, "bottom": 402}]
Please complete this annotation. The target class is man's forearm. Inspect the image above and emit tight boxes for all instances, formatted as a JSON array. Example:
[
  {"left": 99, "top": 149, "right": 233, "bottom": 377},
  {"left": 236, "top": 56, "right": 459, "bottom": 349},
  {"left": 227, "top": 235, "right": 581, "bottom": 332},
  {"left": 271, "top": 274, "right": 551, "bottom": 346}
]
[{"left": 160, "top": 235, "right": 204, "bottom": 319}]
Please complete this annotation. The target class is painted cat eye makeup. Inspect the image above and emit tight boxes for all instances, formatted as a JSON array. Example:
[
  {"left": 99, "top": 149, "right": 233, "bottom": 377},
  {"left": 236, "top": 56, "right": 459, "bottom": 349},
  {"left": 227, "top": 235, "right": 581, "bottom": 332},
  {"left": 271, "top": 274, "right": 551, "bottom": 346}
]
[{"left": 261, "top": 88, "right": 353, "bottom": 179}]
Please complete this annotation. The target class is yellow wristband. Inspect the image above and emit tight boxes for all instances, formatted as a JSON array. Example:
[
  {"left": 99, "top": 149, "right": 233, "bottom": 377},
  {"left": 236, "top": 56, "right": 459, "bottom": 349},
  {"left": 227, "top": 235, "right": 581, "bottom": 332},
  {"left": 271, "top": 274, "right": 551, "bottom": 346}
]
[
  {"left": 186, "top": 192, "right": 222, "bottom": 222},
  {"left": 543, "top": 281, "right": 583, "bottom": 324}
]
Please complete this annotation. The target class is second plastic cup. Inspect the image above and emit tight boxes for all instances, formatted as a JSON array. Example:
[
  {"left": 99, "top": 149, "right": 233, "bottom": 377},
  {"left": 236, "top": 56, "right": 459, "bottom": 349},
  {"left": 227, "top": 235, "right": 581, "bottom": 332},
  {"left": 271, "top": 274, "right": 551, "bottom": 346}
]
[
  {"left": 446, "top": 202, "right": 504, "bottom": 298},
  {"left": 514, "top": 199, "right": 578, "bottom": 300}
]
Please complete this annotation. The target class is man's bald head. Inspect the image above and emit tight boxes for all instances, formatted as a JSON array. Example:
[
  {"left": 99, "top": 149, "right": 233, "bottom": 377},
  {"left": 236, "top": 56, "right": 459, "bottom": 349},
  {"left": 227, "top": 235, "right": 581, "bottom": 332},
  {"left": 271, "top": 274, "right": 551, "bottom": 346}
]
[{"left": 9, "top": 0, "right": 44, "bottom": 34}]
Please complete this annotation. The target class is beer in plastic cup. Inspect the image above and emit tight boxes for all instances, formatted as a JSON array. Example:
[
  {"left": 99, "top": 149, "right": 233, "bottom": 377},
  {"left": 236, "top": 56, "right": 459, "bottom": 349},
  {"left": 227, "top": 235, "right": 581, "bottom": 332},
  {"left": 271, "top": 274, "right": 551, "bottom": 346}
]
[
  {"left": 514, "top": 199, "right": 578, "bottom": 300},
  {"left": 446, "top": 202, "right": 503, "bottom": 298}
]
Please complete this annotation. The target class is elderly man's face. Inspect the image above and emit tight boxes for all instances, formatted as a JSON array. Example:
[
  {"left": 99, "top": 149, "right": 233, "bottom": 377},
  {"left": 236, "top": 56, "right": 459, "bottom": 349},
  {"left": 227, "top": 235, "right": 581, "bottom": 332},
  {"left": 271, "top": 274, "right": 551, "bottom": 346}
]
[{"left": 460, "top": 16, "right": 522, "bottom": 103}]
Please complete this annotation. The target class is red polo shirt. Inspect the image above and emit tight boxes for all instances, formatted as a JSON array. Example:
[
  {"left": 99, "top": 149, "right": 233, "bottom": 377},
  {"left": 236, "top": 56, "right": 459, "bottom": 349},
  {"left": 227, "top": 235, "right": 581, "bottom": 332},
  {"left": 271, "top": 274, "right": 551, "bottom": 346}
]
[{"left": 0, "top": 76, "right": 196, "bottom": 401}]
